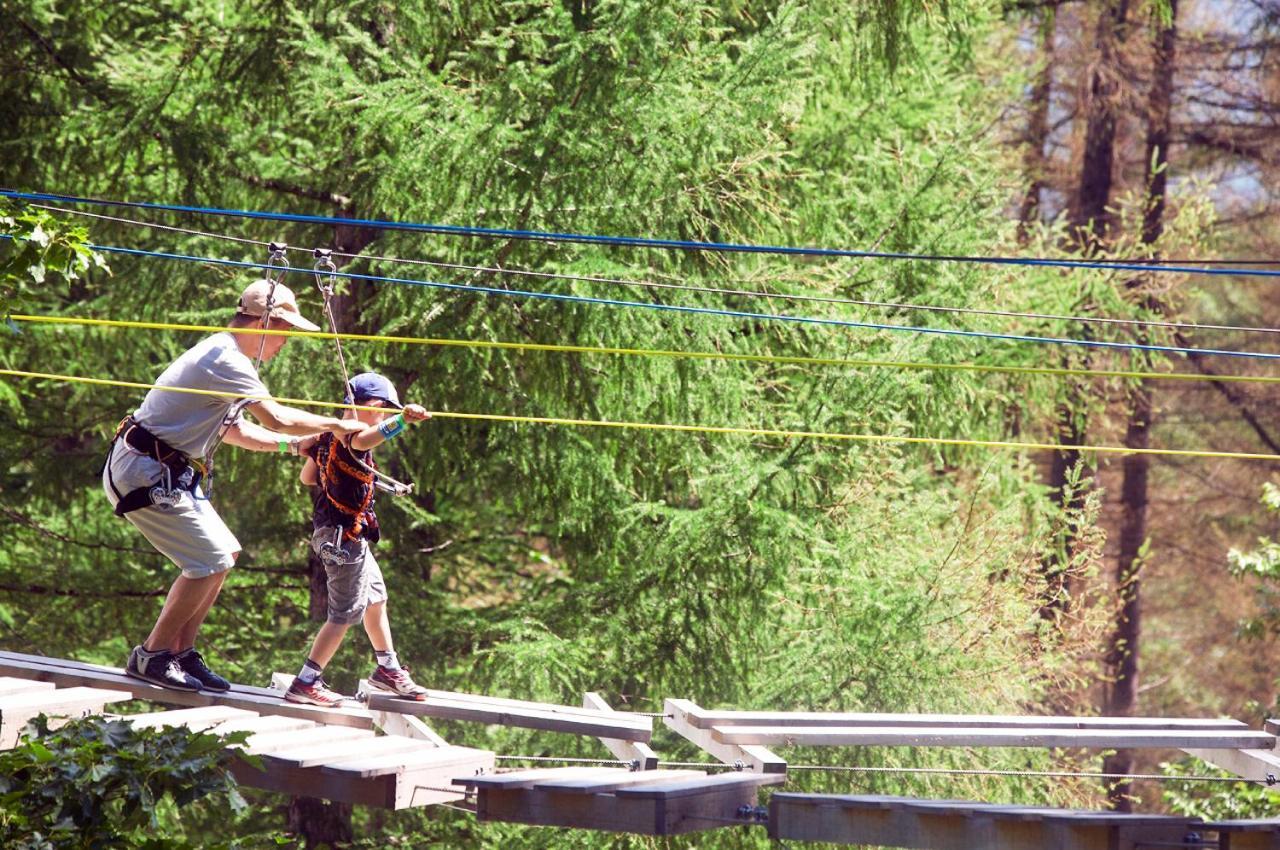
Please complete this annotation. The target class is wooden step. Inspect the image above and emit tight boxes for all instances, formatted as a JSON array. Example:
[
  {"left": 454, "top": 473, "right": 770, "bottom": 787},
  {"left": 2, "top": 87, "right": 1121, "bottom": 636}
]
[
  {"left": 368, "top": 693, "right": 652, "bottom": 741},
  {"left": 122, "top": 705, "right": 257, "bottom": 731}
]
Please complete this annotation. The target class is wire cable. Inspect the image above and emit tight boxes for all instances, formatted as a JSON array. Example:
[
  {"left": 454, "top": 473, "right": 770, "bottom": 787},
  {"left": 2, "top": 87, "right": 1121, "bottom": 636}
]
[
  {"left": 3, "top": 367, "right": 1278, "bottom": 461},
  {"left": 60, "top": 242, "right": 1280, "bottom": 361},
  {"left": 13, "top": 314, "right": 1280, "bottom": 388},
  {"left": 9, "top": 189, "right": 1280, "bottom": 278},
  {"left": 35, "top": 203, "right": 1280, "bottom": 339}
]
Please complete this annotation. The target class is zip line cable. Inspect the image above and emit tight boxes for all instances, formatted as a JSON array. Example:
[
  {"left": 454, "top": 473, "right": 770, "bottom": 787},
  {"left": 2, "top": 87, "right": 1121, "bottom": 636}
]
[
  {"left": 12, "top": 314, "right": 1280, "bottom": 388},
  {"left": 2, "top": 367, "right": 1278, "bottom": 461},
  {"left": 8, "top": 189, "right": 1280, "bottom": 278},
  {"left": 32, "top": 203, "right": 1280, "bottom": 339},
  {"left": 54, "top": 241, "right": 1280, "bottom": 362}
]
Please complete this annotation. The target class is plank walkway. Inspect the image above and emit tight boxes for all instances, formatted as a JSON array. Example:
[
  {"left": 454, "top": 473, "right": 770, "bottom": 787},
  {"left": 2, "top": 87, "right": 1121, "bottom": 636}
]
[{"left": 3, "top": 654, "right": 1280, "bottom": 841}]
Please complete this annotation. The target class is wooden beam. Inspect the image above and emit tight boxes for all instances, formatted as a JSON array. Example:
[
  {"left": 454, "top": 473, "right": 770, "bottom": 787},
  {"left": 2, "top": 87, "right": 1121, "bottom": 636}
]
[
  {"left": 367, "top": 692, "right": 652, "bottom": 741},
  {"left": 712, "top": 725, "right": 1276, "bottom": 750},
  {"left": 1209, "top": 820, "right": 1280, "bottom": 850},
  {"left": 369, "top": 707, "right": 449, "bottom": 747},
  {"left": 0, "top": 651, "right": 374, "bottom": 730},
  {"left": 584, "top": 692, "right": 659, "bottom": 770},
  {"left": 1184, "top": 748, "right": 1280, "bottom": 787},
  {"left": 264, "top": 735, "right": 434, "bottom": 770},
  {"left": 694, "top": 708, "right": 1248, "bottom": 732},
  {"left": 663, "top": 699, "right": 786, "bottom": 774}
]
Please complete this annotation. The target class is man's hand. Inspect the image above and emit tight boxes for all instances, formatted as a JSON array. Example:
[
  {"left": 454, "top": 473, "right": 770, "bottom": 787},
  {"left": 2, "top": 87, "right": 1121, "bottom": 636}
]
[{"left": 402, "top": 403, "right": 431, "bottom": 424}]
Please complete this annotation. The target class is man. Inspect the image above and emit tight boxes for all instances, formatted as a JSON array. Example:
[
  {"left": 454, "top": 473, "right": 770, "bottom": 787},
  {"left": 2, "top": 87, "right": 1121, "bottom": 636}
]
[{"left": 102, "top": 279, "right": 364, "bottom": 691}]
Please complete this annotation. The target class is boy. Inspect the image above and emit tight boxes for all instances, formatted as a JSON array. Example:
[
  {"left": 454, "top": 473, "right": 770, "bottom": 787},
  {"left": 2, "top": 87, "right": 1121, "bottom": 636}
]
[{"left": 283, "top": 372, "right": 431, "bottom": 706}]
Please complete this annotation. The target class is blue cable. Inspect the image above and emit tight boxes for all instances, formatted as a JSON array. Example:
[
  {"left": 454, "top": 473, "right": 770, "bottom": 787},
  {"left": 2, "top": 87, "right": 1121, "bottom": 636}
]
[
  {"left": 6, "top": 189, "right": 1280, "bottom": 279},
  {"left": 76, "top": 241, "right": 1280, "bottom": 361}
]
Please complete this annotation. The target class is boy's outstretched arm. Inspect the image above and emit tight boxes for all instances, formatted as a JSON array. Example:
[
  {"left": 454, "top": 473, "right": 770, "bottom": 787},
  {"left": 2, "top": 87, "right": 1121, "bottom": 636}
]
[{"left": 349, "top": 404, "right": 431, "bottom": 452}]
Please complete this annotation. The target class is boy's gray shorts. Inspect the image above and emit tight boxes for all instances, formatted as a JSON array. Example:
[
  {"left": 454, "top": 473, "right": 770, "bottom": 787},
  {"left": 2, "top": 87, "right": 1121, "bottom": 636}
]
[
  {"left": 102, "top": 440, "right": 239, "bottom": 579},
  {"left": 312, "top": 527, "right": 388, "bottom": 625}
]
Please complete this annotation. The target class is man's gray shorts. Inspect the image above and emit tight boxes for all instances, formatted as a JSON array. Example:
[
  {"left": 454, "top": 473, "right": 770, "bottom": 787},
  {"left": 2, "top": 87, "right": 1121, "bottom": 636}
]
[
  {"left": 102, "top": 440, "right": 239, "bottom": 579},
  {"left": 312, "top": 527, "right": 388, "bottom": 625}
]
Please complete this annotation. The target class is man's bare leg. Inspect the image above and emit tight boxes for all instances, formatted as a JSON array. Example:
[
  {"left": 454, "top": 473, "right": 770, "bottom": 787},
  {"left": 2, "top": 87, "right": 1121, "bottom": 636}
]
[{"left": 143, "top": 573, "right": 224, "bottom": 653}]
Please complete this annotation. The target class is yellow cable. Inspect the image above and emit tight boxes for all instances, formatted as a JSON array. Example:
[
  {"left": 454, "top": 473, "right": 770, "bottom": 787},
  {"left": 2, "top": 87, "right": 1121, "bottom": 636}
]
[
  {"left": 9, "top": 314, "right": 1278, "bottom": 387},
  {"left": 2, "top": 367, "right": 1276, "bottom": 462}
]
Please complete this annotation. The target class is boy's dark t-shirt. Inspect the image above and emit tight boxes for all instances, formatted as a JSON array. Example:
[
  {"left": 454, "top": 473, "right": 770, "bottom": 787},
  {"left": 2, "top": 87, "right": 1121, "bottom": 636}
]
[{"left": 307, "top": 432, "right": 380, "bottom": 543}]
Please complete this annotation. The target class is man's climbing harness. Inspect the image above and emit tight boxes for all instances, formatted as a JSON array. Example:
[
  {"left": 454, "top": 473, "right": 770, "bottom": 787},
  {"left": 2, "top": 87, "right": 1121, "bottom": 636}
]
[{"left": 104, "top": 416, "right": 204, "bottom": 515}]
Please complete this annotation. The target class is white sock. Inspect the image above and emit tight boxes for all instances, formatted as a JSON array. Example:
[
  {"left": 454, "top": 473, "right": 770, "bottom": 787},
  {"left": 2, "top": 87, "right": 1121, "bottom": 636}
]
[
  {"left": 298, "top": 659, "right": 324, "bottom": 685},
  {"left": 375, "top": 649, "right": 400, "bottom": 670}
]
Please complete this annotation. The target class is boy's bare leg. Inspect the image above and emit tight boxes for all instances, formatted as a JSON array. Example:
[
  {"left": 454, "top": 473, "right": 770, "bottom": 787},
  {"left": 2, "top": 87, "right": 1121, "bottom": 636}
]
[
  {"left": 362, "top": 601, "right": 392, "bottom": 653},
  {"left": 306, "top": 621, "right": 352, "bottom": 670}
]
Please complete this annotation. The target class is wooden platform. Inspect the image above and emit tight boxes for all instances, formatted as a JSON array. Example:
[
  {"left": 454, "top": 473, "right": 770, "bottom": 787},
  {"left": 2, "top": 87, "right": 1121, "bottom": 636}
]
[
  {"left": 0, "top": 675, "right": 131, "bottom": 747},
  {"left": 459, "top": 767, "right": 785, "bottom": 834},
  {"left": 768, "top": 793, "right": 1280, "bottom": 849},
  {"left": 112, "top": 701, "right": 492, "bottom": 809}
]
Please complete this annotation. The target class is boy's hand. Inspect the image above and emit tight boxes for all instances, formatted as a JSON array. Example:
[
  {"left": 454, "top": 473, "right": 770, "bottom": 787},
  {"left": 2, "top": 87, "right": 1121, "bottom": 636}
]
[{"left": 402, "top": 404, "right": 431, "bottom": 424}]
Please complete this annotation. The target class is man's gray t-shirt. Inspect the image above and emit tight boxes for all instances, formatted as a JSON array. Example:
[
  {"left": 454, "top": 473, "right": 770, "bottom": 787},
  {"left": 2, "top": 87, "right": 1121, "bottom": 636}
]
[{"left": 132, "top": 332, "right": 270, "bottom": 458}]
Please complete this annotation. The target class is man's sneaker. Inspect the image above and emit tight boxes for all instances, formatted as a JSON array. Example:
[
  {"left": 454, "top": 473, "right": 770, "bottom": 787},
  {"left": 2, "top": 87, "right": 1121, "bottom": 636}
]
[
  {"left": 367, "top": 665, "right": 428, "bottom": 701},
  {"left": 175, "top": 648, "right": 231, "bottom": 692},
  {"left": 126, "top": 645, "right": 201, "bottom": 692},
  {"left": 284, "top": 677, "right": 347, "bottom": 707}
]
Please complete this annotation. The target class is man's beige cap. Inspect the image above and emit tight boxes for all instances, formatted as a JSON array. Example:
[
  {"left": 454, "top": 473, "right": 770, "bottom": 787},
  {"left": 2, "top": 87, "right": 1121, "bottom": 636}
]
[{"left": 238, "top": 279, "right": 321, "bottom": 332}]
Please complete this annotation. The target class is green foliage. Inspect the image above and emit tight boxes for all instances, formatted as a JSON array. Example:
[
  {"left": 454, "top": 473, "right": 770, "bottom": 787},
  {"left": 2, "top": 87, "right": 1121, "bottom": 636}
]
[
  {"left": 1228, "top": 483, "right": 1280, "bottom": 641},
  {"left": 0, "top": 0, "right": 1149, "bottom": 844},
  {"left": 0, "top": 715, "right": 262, "bottom": 850},
  {"left": 1160, "top": 758, "right": 1278, "bottom": 820},
  {"left": 0, "top": 200, "right": 108, "bottom": 317}
]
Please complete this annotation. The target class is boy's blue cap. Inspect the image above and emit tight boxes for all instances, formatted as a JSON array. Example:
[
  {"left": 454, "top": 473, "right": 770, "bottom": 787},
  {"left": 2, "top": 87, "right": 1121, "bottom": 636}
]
[{"left": 345, "top": 372, "right": 402, "bottom": 409}]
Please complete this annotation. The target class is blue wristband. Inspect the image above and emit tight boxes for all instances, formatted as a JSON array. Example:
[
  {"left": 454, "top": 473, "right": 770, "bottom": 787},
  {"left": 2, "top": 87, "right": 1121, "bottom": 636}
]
[{"left": 378, "top": 413, "right": 406, "bottom": 440}]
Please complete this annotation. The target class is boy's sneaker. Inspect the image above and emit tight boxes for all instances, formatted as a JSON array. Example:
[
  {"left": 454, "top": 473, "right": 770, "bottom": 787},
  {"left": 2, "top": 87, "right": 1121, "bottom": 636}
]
[
  {"left": 284, "top": 677, "right": 347, "bottom": 707},
  {"left": 367, "top": 665, "right": 428, "bottom": 701},
  {"left": 175, "top": 648, "right": 231, "bottom": 692},
  {"left": 126, "top": 645, "right": 201, "bottom": 692}
]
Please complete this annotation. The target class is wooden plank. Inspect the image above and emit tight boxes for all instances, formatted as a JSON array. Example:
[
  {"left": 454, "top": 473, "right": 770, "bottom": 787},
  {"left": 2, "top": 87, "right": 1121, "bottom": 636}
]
[
  {"left": 324, "top": 745, "right": 494, "bottom": 779},
  {"left": 122, "top": 705, "right": 257, "bottom": 731},
  {"left": 0, "top": 651, "right": 374, "bottom": 730},
  {"left": 531, "top": 769, "right": 706, "bottom": 794},
  {"left": 664, "top": 699, "right": 787, "bottom": 774},
  {"left": 264, "top": 734, "right": 432, "bottom": 770},
  {"left": 459, "top": 767, "right": 621, "bottom": 790},
  {"left": 584, "top": 692, "right": 660, "bottom": 770},
  {"left": 694, "top": 708, "right": 1248, "bottom": 732},
  {"left": 229, "top": 756, "right": 399, "bottom": 808},
  {"left": 415, "top": 686, "right": 638, "bottom": 720},
  {"left": 711, "top": 725, "right": 1276, "bottom": 750},
  {"left": 367, "top": 692, "right": 652, "bottom": 741},
  {"left": 242, "top": 725, "right": 373, "bottom": 755},
  {"left": 0, "top": 686, "right": 133, "bottom": 713},
  {"left": 212, "top": 714, "right": 317, "bottom": 736},
  {"left": 614, "top": 770, "right": 787, "bottom": 799},
  {"left": 0, "top": 677, "right": 56, "bottom": 697}
]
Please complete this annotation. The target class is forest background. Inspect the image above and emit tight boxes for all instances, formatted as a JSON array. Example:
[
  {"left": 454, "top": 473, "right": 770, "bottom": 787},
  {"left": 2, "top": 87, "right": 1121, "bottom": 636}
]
[{"left": 3, "top": 0, "right": 1280, "bottom": 847}]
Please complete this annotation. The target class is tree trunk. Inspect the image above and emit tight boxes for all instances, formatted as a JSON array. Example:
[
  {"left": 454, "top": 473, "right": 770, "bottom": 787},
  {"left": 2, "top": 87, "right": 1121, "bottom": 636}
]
[
  {"left": 286, "top": 796, "right": 354, "bottom": 848},
  {"left": 1102, "top": 0, "right": 1177, "bottom": 812},
  {"left": 1042, "top": 0, "right": 1133, "bottom": 623},
  {"left": 1017, "top": 9, "right": 1056, "bottom": 244}
]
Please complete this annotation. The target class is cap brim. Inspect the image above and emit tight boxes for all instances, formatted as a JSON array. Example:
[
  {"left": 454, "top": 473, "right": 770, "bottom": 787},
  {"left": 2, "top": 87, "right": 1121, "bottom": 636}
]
[{"left": 271, "top": 310, "right": 322, "bottom": 333}]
